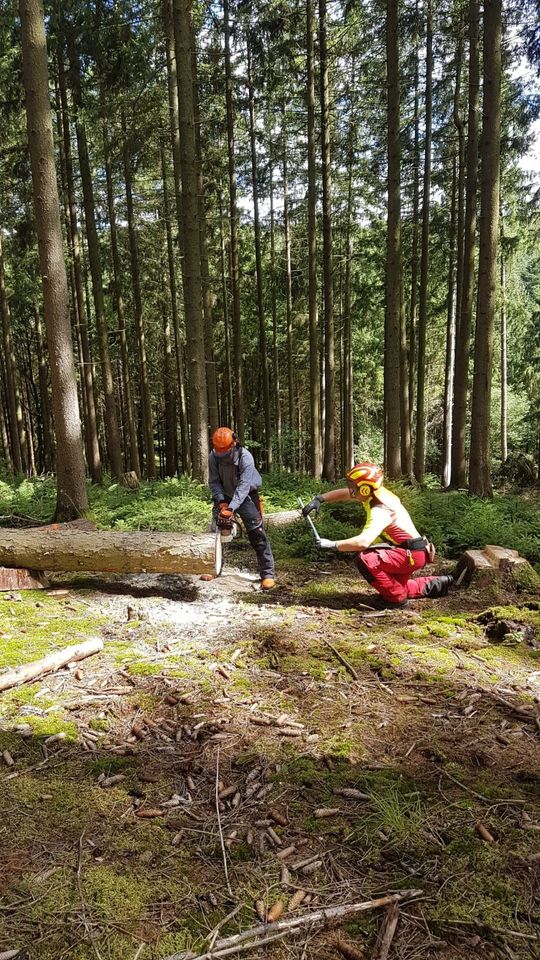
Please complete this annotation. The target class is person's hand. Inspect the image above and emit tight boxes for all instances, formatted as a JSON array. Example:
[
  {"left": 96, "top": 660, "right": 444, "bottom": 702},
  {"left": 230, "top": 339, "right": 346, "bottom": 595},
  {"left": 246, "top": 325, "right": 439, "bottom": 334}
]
[
  {"left": 217, "top": 503, "right": 234, "bottom": 528},
  {"left": 316, "top": 538, "right": 338, "bottom": 550},
  {"left": 302, "top": 494, "right": 324, "bottom": 517}
]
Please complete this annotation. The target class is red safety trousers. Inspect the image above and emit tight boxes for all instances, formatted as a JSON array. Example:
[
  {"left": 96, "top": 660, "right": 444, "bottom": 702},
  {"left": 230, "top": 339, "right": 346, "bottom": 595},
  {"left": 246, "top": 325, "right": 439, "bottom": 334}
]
[{"left": 356, "top": 546, "right": 439, "bottom": 605}]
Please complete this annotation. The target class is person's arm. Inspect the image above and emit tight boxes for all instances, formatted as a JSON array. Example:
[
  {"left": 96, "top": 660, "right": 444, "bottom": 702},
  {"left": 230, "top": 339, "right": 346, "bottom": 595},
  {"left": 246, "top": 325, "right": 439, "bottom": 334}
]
[
  {"left": 321, "top": 505, "right": 390, "bottom": 552},
  {"left": 208, "top": 456, "right": 226, "bottom": 503},
  {"left": 302, "top": 487, "right": 351, "bottom": 516},
  {"left": 228, "top": 450, "right": 257, "bottom": 512}
]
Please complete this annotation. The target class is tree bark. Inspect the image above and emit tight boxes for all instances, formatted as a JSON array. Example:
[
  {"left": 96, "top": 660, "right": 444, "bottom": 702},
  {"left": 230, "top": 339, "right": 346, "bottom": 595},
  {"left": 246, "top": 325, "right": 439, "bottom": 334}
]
[
  {"left": 282, "top": 111, "right": 296, "bottom": 471},
  {"left": 0, "top": 233, "right": 25, "bottom": 475},
  {"left": 269, "top": 151, "right": 283, "bottom": 470},
  {"left": 451, "top": 0, "right": 479, "bottom": 487},
  {"left": 223, "top": 0, "right": 244, "bottom": 437},
  {"left": 319, "top": 0, "right": 335, "bottom": 481},
  {"left": 342, "top": 72, "right": 355, "bottom": 474},
  {"left": 306, "top": 0, "right": 322, "bottom": 478},
  {"left": 385, "top": 0, "right": 402, "bottom": 478},
  {"left": 57, "top": 54, "right": 102, "bottom": 483},
  {"left": 500, "top": 210, "right": 507, "bottom": 463},
  {"left": 122, "top": 112, "right": 156, "bottom": 479},
  {"left": 161, "top": 138, "right": 180, "bottom": 477},
  {"left": 408, "top": 0, "right": 420, "bottom": 435},
  {"left": 469, "top": 0, "right": 501, "bottom": 497},
  {"left": 67, "top": 31, "right": 123, "bottom": 481},
  {"left": 19, "top": 0, "right": 88, "bottom": 519},
  {"left": 163, "top": 0, "right": 190, "bottom": 473},
  {"left": 247, "top": 38, "right": 272, "bottom": 470},
  {"left": 414, "top": 0, "right": 433, "bottom": 484},
  {"left": 172, "top": 0, "right": 209, "bottom": 481},
  {"left": 102, "top": 122, "right": 141, "bottom": 479},
  {"left": 442, "top": 153, "right": 457, "bottom": 488}
]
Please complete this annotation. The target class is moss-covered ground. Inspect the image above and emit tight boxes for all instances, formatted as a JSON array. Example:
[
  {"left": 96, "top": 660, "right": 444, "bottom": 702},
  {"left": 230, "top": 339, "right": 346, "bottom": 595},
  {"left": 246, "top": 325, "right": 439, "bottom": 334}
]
[{"left": 0, "top": 478, "right": 539, "bottom": 958}]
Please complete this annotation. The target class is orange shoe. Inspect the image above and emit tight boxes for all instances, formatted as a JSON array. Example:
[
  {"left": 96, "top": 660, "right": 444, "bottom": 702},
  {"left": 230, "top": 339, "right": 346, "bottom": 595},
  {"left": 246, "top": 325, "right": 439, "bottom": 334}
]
[{"left": 261, "top": 578, "right": 276, "bottom": 591}]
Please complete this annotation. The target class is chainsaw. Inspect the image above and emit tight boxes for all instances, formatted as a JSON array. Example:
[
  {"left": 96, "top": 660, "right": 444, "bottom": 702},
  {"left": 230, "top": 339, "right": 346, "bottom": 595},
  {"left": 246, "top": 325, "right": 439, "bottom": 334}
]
[{"left": 214, "top": 513, "right": 239, "bottom": 576}]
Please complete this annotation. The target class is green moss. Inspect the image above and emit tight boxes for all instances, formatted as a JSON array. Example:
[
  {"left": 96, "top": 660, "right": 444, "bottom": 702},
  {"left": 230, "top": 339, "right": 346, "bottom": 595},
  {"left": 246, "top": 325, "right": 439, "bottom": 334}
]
[
  {"left": 0, "top": 597, "right": 104, "bottom": 671},
  {"left": 125, "top": 660, "right": 162, "bottom": 676}
]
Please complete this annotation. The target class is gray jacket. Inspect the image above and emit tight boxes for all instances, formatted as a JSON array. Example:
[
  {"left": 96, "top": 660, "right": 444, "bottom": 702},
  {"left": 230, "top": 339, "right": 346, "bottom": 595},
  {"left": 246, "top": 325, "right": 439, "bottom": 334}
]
[{"left": 208, "top": 447, "right": 262, "bottom": 512}]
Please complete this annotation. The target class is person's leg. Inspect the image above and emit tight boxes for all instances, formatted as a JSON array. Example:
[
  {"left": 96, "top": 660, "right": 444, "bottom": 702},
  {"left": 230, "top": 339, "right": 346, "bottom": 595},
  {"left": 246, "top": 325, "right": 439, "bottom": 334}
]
[
  {"left": 236, "top": 495, "right": 275, "bottom": 579},
  {"left": 356, "top": 549, "right": 409, "bottom": 604}
]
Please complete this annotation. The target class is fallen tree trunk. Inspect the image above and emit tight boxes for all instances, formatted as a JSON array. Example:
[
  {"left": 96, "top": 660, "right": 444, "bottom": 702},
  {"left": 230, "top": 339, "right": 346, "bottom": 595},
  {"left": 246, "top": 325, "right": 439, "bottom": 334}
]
[
  {"left": 0, "top": 638, "right": 104, "bottom": 692},
  {"left": 0, "top": 512, "right": 301, "bottom": 576},
  {"left": 0, "top": 529, "right": 216, "bottom": 575}
]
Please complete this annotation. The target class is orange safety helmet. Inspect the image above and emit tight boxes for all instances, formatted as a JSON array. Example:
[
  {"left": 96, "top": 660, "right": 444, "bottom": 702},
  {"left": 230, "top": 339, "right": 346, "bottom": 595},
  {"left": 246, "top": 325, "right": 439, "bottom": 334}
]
[
  {"left": 345, "top": 462, "right": 383, "bottom": 497},
  {"left": 212, "top": 426, "right": 236, "bottom": 454}
]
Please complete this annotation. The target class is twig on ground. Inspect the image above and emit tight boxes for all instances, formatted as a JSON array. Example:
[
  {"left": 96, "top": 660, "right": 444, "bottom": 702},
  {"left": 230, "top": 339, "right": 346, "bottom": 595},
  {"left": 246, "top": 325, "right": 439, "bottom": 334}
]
[
  {"left": 371, "top": 903, "right": 399, "bottom": 960},
  {"left": 320, "top": 637, "right": 359, "bottom": 681},
  {"left": 436, "top": 766, "right": 528, "bottom": 806},
  {"left": 76, "top": 832, "right": 104, "bottom": 960},
  {"left": 215, "top": 746, "right": 233, "bottom": 897},
  {"left": 206, "top": 904, "right": 243, "bottom": 950}
]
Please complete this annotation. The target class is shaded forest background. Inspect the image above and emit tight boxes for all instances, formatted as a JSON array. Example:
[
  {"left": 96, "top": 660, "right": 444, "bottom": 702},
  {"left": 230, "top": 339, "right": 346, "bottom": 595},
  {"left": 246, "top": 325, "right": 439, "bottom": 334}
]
[{"left": 1, "top": 0, "right": 540, "bottom": 519}]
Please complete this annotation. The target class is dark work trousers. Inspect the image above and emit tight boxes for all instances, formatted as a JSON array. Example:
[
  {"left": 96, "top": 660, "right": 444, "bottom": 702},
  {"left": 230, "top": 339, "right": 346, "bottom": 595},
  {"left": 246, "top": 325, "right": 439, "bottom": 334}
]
[{"left": 213, "top": 492, "right": 275, "bottom": 579}]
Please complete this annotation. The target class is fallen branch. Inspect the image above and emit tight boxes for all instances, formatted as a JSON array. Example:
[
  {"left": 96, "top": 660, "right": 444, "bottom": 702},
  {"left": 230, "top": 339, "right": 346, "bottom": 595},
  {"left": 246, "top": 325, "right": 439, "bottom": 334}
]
[
  {"left": 0, "top": 638, "right": 104, "bottom": 692},
  {"left": 320, "top": 638, "right": 359, "bottom": 681},
  {"left": 372, "top": 903, "right": 399, "bottom": 960},
  {"left": 165, "top": 890, "right": 423, "bottom": 960}
]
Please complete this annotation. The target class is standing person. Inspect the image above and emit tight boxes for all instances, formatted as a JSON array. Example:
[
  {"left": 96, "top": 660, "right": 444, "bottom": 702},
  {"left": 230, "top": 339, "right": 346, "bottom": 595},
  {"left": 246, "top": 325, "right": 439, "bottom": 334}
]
[
  {"left": 209, "top": 427, "right": 276, "bottom": 590},
  {"left": 302, "top": 462, "right": 458, "bottom": 608}
]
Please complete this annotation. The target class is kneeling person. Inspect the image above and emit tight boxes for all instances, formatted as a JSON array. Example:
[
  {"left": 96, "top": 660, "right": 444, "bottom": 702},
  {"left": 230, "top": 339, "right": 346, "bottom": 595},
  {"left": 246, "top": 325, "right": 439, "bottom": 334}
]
[
  {"left": 303, "top": 462, "right": 454, "bottom": 609},
  {"left": 209, "top": 427, "right": 275, "bottom": 590}
]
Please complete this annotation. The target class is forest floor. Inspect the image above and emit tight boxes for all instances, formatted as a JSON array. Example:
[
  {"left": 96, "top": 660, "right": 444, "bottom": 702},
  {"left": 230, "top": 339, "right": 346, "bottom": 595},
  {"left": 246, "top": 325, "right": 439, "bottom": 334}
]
[{"left": 0, "top": 542, "right": 539, "bottom": 960}]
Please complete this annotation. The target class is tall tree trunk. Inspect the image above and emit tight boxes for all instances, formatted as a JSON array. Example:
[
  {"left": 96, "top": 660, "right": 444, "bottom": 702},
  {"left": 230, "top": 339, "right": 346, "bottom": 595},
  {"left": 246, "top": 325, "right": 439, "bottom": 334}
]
[
  {"left": 102, "top": 122, "right": 141, "bottom": 479},
  {"left": 342, "top": 74, "right": 355, "bottom": 474},
  {"left": 223, "top": 0, "right": 244, "bottom": 437},
  {"left": 306, "top": 0, "right": 322, "bottom": 477},
  {"left": 0, "top": 375, "right": 13, "bottom": 472},
  {"left": 122, "top": 112, "right": 156, "bottom": 478},
  {"left": 160, "top": 137, "right": 179, "bottom": 476},
  {"left": 385, "top": 0, "right": 402, "bottom": 477},
  {"left": 247, "top": 38, "right": 272, "bottom": 470},
  {"left": 57, "top": 56, "right": 102, "bottom": 483},
  {"left": 451, "top": 0, "right": 479, "bottom": 487},
  {"left": 282, "top": 113, "right": 296, "bottom": 470},
  {"left": 414, "top": 0, "right": 432, "bottom": 484},
  {"left": 0, "top": 233, "right": 25, "bottom": 475},
  {"left": 443, "top": 17, "right": 465, "bottom": 487},
  {"left": 469, "top": 0, "right": 502, "bottom": 497},
  {"left": 33, "top": 303, "right": 54, "bottom": 472},
  {"left": 172, "top": 0, "right": 209, "bottom": 480},
  {"left": 67, "top": 32, "right": 123, "bottom": 481},
  {"left": 442, "top": 153, "right": 458, "bottom": 488},
  {"left": 500, "top": 214, "right": 507, "bottom": 464},
  {"left": 191, "top": 46, "right": 219, "bottom": 435},
  {"left": 219, "top": 189, "right": 233, "bottom": 429},
  {"left": 20, "top": 0, "right": 88, "bottom": 518},
  {"left": 408, "top": 0, "right": 420, "bottom": 435},
  {"left": 163, "top": 0, "right": 190, "bottom": 472},
  {"left": 269, "top": 152, "right": 283, "bottom": 471},
  {"left": 319, "top": 0, "right": 335, "bottom": 480}
]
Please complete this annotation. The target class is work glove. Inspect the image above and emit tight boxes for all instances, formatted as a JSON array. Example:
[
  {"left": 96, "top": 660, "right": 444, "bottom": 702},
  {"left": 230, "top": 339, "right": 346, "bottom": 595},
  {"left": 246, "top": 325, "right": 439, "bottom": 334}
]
[
  {"left": 302, "top": 494, "right": 325, "bottom": 517},
  {"left": 217, "top": 503, "right": 234, "bottom": 528},
  {"left": 316, "top": 538, "right": 338, "bottom": 550}
]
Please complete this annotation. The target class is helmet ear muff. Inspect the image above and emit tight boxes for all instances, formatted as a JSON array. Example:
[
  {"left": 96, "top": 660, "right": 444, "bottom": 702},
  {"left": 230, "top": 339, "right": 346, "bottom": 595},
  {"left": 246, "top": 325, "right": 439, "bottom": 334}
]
[
  {"left": 232, "top": 432, "right": 239, "bottom": 447},
  {"left": 358, "top": 483, "right": 371, "bottom": 497}
]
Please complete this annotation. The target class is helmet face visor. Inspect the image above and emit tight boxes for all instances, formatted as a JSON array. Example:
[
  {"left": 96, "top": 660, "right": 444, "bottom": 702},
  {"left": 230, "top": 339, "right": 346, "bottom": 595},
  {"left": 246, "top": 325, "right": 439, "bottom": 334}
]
[{"left": 213, "top": 447, "right": 233, "bottom": 459}]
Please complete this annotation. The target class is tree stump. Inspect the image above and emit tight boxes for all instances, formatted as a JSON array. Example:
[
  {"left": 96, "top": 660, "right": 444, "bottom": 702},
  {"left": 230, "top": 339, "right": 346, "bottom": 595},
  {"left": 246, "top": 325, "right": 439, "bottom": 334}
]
[
  {"left": 0, "top": 568, "right": 49, "bottom": 591},
  {"left": 456, "top": 545, "right": 539, "bottom": 593}
]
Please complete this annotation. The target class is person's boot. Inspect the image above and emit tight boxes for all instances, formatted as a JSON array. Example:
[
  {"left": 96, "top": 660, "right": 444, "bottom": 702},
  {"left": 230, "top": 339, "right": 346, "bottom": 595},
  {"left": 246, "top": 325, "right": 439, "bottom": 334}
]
[
  {"left": 422, "top": 575, "right": 454, "bottom": 598},
  {"left": 453, "top": 559, "right": 473, "bottom": 588},
  {"left": 261, "top": 577, "right": 276, "bottom": 591}
]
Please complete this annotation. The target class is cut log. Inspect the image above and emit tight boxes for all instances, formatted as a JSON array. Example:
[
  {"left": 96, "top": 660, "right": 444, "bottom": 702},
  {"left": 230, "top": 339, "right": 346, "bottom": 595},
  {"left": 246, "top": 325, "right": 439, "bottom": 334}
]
[
  {"left": 0, "top": 567, "right": 49, "bottom": 591},
  {"left": 0, "top": 529, "right": 216, "bottom": 575},
  {"left": 0, "top": 511, "right": 301, "bottom": 577},
  {"left": 0, "top": 638, "right": 104, "bottom": 692}
]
